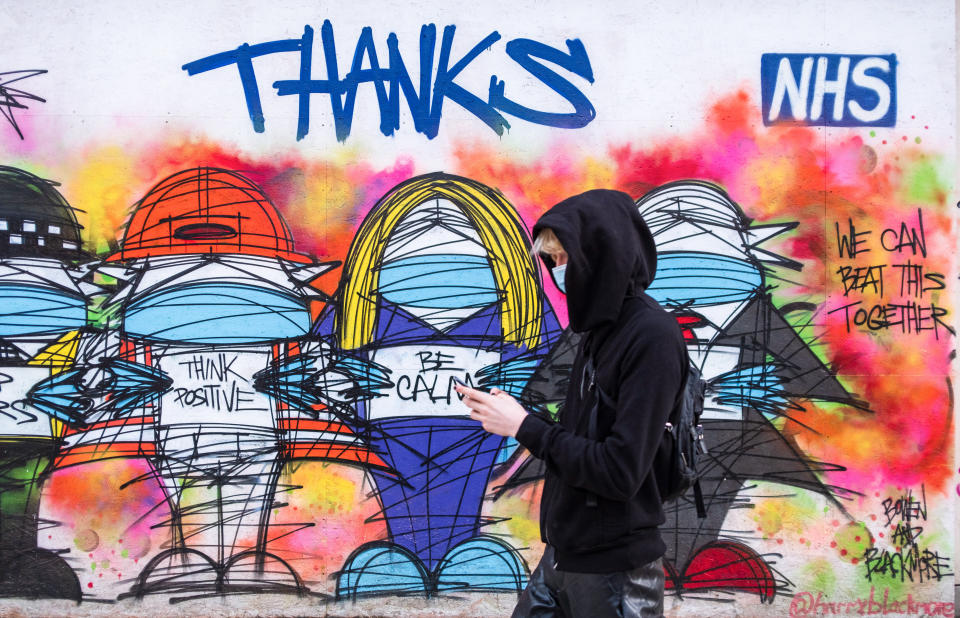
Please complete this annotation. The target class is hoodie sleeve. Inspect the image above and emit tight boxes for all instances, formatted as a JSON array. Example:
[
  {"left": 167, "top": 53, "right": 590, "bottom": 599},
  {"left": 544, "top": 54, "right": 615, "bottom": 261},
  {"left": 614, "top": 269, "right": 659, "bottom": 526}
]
[{"left": 515, "top": 323, "right": 683, "bottom": 501}]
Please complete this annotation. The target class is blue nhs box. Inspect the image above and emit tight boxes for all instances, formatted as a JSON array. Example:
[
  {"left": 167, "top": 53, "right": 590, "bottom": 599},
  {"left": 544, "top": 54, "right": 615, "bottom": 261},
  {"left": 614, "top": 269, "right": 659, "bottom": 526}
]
[{"left": 761, "top": 53, "right": 897, "bottom": 127}]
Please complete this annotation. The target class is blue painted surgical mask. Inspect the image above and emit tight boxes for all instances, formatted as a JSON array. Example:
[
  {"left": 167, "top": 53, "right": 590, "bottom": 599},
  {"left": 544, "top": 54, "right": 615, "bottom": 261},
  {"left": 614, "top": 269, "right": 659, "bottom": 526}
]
[
  {"left": 646, "top": 252, "right": 763, "bottom": 306},
  {"left": 378, "top": 254, "right": 498, "bottom": 309},
  {"left": 0, "top": 283, "right": 86, "bottom": 337},
  {"left": 125, "top": 282, "right": 311, "bottom": 343},
  {"left": 552, "top": 264, "right": 567, "bottom": 294}
]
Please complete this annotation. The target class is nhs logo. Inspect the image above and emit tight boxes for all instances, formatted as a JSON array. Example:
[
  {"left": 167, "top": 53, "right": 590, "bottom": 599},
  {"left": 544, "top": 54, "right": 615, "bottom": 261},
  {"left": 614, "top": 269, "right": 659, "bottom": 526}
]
[{"left": 761, "top": 53, "right": 897, "bottom": 127}]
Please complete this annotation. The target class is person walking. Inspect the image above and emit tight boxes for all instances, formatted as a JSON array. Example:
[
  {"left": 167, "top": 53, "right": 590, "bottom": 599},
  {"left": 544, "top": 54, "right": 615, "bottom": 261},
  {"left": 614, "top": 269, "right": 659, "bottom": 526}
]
[{"left": 456, "top": 189, "right": 687, "bottom": 617}]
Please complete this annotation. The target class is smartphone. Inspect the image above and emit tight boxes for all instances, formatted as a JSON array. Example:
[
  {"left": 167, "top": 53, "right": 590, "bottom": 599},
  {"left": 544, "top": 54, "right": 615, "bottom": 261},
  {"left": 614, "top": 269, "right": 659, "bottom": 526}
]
[{"left": 452, "top": 377, "right": 483, "bottom": 392}]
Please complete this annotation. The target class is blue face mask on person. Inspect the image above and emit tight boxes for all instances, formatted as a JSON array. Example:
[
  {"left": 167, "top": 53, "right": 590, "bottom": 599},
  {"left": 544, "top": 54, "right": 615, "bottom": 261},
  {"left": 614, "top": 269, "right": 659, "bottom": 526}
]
[{"left": 552, "top": 264, "right": 567, "bottom": 294}]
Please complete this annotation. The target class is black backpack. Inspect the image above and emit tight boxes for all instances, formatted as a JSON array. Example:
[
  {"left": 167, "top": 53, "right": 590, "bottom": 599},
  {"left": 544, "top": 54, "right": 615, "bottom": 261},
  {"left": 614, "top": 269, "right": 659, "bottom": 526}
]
[{"left": 583, "top": 338, "right": 709, "bottom": 517}]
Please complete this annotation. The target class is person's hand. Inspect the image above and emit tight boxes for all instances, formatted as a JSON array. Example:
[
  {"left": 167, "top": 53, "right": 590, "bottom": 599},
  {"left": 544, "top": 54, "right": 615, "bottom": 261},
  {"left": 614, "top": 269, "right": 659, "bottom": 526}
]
[{"left": 455, "top": 384, "right": 527, "bottom": 438}]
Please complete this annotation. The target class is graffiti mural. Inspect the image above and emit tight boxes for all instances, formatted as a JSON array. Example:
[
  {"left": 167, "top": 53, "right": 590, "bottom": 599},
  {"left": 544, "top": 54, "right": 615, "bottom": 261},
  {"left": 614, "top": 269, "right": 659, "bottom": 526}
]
[
  {"left": 0, "top": 166, "right": 85, "bottom": 600},
  {"left": 639, "top": 181, "right": 868, "bottom": 598},
  {"left": 1, "top": 1, "right": 956, "bottom": 616},
  {"left": 322, "top": 173, "right": 562, "bottom": 598}
]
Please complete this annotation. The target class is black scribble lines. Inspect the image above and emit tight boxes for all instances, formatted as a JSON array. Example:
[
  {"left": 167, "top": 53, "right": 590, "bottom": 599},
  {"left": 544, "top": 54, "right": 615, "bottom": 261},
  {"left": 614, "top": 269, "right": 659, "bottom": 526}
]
[{"left": 0, "top": 70, "right": 47, "bottom": 140}]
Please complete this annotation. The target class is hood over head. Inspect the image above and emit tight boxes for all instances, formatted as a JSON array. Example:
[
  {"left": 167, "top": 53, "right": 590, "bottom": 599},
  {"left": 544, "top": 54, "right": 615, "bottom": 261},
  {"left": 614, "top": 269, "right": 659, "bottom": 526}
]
[{"left": 533, "top": 189, "right": 657, "bottom": 332}]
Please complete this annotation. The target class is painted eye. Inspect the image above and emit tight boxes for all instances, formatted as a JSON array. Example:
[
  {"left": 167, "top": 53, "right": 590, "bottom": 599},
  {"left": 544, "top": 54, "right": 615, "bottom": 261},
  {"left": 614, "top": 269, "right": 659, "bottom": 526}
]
[{"left": 173, "top": 223, "right": 237, "bottom": 240}]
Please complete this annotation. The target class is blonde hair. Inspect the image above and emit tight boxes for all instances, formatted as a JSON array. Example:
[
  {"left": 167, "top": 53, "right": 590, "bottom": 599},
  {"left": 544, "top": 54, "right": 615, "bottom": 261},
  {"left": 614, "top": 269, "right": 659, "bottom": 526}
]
[
  {"left": 531, "top": 228, "right": 564, "bottom": 258},
  {"left": 337, "top": 174, "right": 543, "bottom": 350}
]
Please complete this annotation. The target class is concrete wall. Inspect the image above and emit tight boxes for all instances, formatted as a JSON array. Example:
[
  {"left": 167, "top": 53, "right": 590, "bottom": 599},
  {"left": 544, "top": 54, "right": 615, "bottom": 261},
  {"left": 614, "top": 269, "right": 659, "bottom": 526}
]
[{"left": 0, "top": 1, "right": 955, "bottom": 616}]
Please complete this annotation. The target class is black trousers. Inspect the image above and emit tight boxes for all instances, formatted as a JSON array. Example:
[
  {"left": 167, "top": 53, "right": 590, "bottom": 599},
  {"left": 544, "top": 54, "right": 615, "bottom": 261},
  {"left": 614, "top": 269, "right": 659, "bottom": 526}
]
[{"left": 512, "top": 546, "right": 664, "bottom": 618}]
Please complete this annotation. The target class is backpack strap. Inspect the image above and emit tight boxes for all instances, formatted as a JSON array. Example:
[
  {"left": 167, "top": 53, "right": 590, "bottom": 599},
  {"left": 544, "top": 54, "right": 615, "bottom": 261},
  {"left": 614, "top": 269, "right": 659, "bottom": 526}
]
[
  {"left": 583, "top": 354, "right": 599, "bottom": 441},
  {"left": 583, "top": 334, "right": 708, "bottom": 518},
  {"left": 582, "top": 337, "right": 605, "bottom": 509},
  {"left": 693, "top": 478, "right": 706, "bottom": 518},
  {"left": 686, "top": 366, "right": 708, "bottom": 519},
  {"left": 583, "top": 359, "right": 616, "bottom": 438}
]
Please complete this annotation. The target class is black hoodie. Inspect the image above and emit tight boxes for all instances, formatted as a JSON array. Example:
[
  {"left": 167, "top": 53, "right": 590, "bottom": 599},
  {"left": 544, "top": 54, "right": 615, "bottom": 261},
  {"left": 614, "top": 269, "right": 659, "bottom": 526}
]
[{"left": 517, "top": 189, "right": 687, "bottom": 573}]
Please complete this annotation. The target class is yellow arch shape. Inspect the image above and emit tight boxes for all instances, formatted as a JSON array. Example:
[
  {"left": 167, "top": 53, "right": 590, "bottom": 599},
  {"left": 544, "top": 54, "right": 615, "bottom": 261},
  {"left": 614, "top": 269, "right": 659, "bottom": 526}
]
[{"left": 337, "top": 173, "right": 542, "bottom": 351}]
